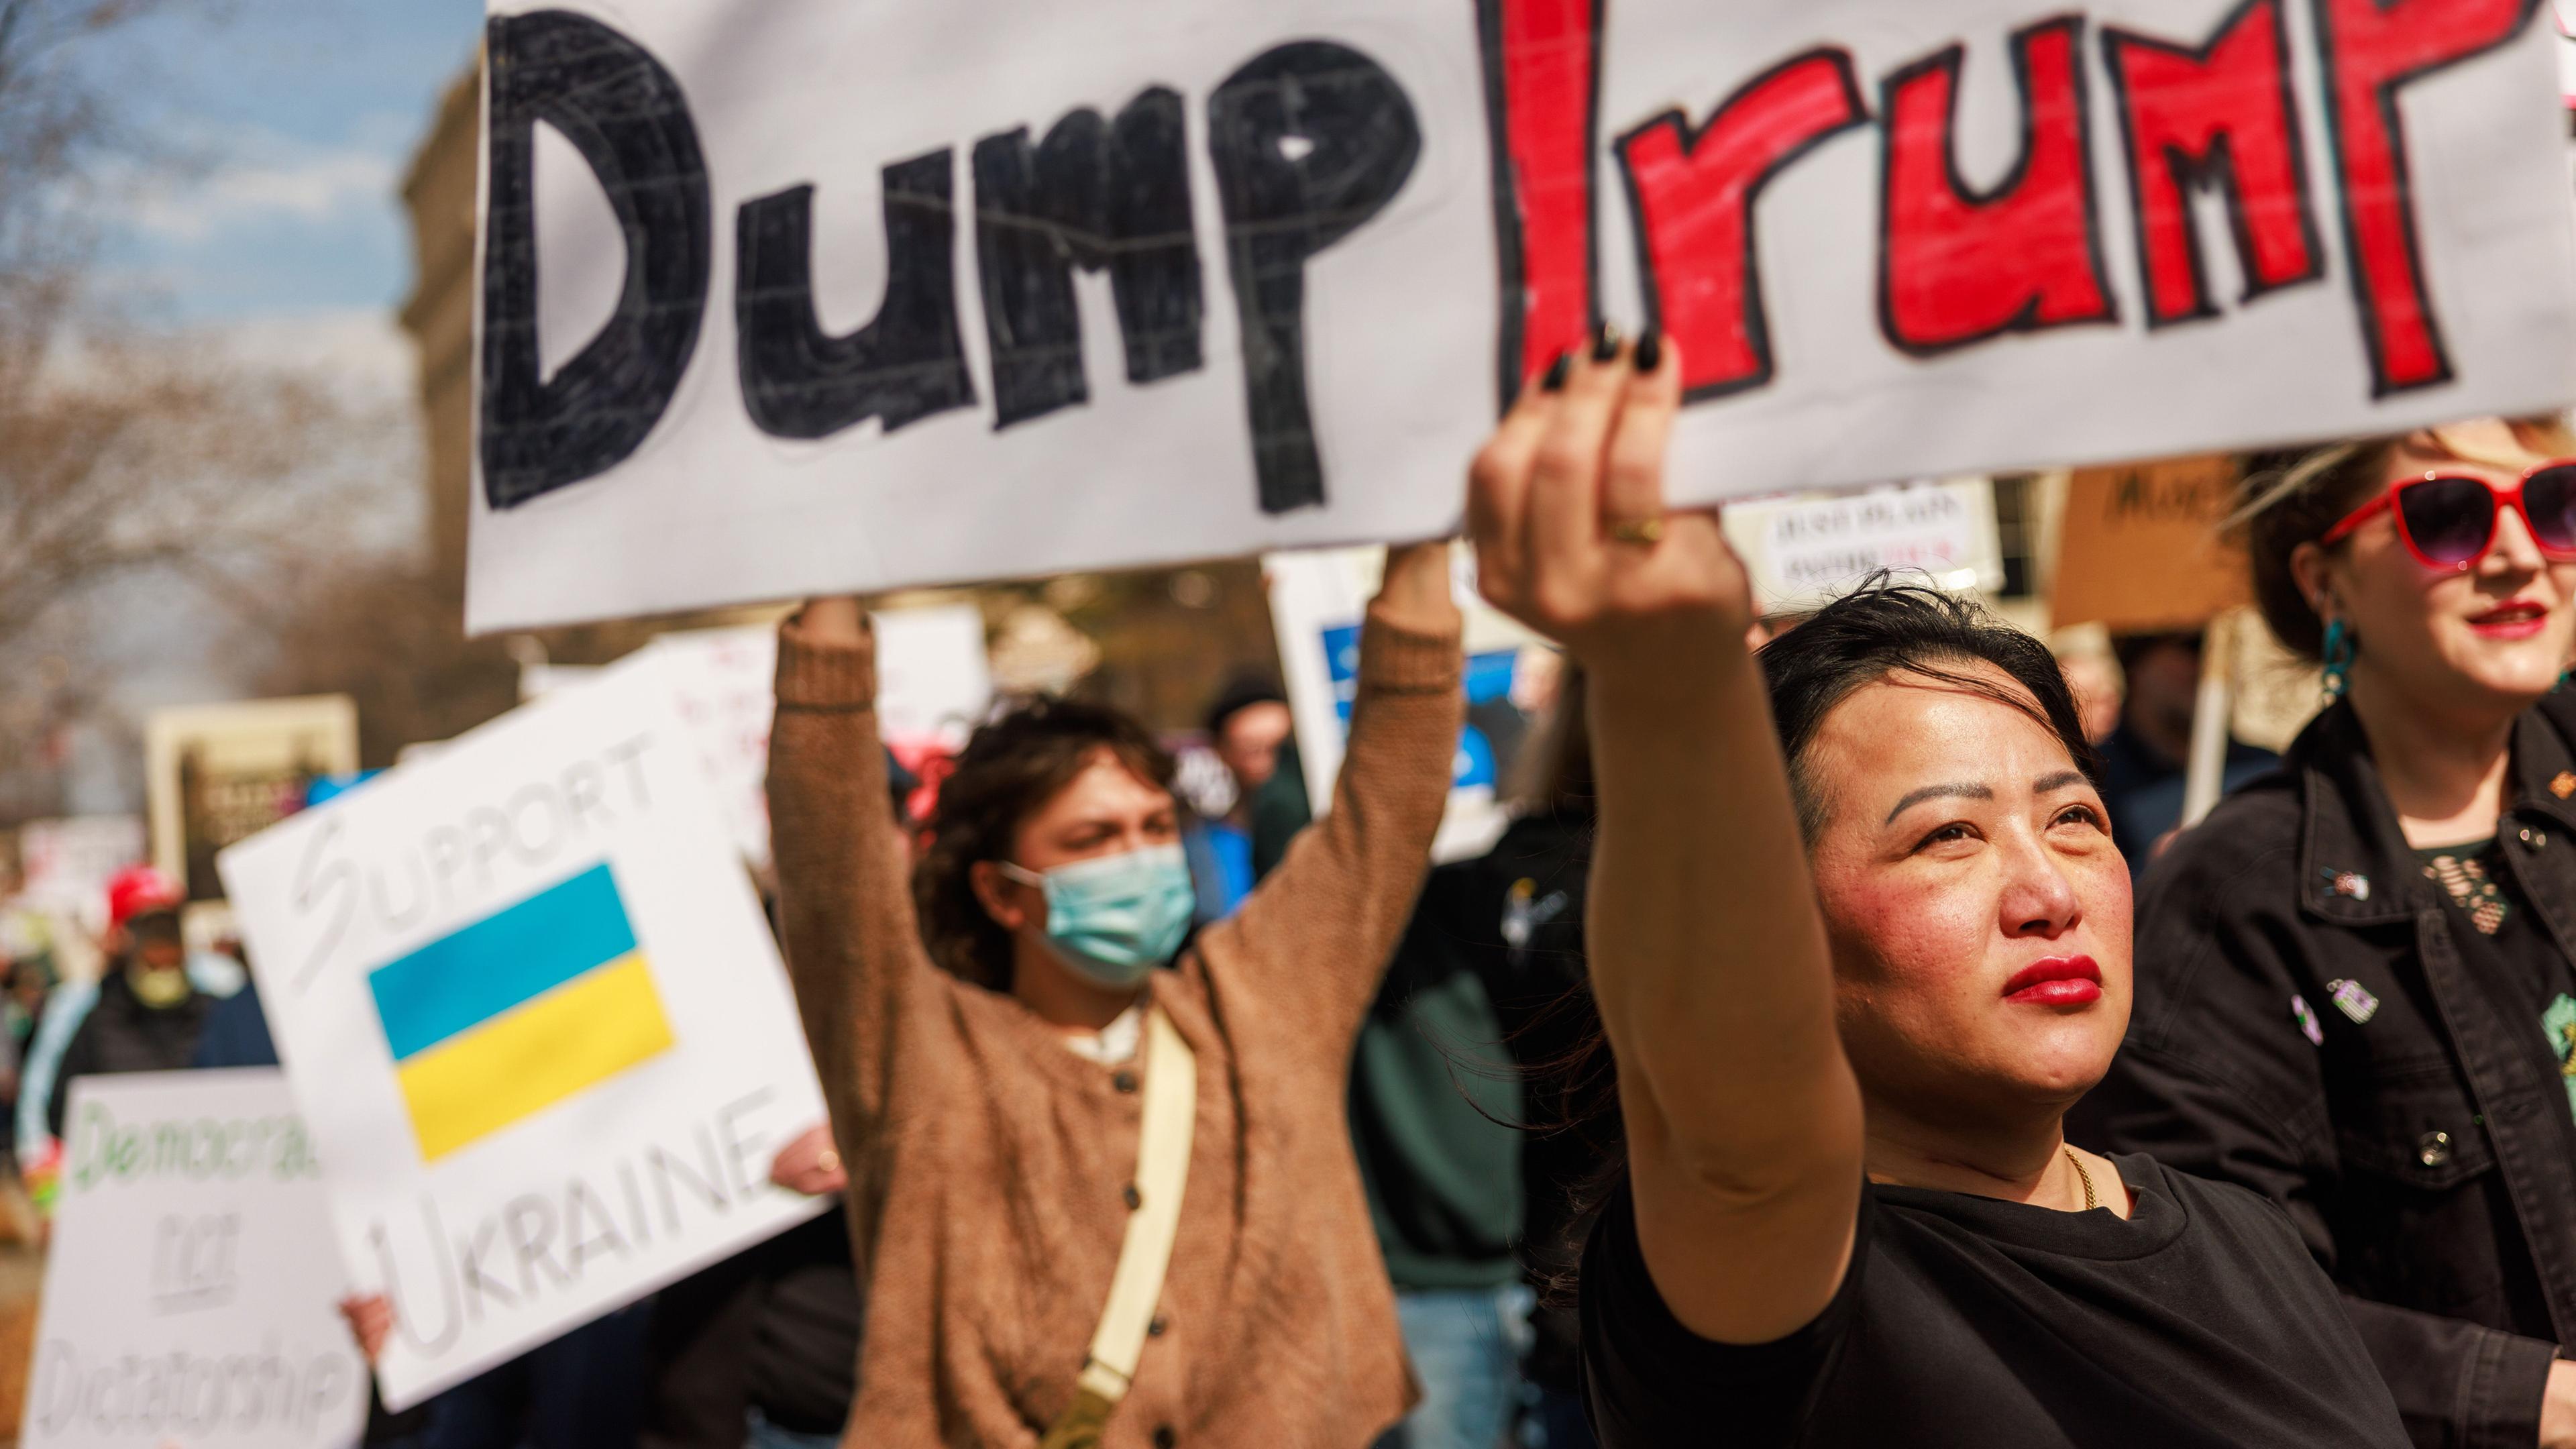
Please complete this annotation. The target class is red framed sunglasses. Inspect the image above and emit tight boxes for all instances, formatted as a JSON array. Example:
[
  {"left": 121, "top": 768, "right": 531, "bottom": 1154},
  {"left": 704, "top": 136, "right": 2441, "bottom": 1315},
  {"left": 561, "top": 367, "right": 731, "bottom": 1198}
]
[{"left": 2322, "top": 459, "right": 2576, "bottom": 570}]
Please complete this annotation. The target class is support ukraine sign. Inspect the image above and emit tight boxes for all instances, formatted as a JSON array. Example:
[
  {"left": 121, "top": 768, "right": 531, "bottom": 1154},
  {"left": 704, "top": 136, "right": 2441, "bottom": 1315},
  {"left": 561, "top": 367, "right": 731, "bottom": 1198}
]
[{"left": 368, "top": 863, "right": 673, "bottom": 1162}]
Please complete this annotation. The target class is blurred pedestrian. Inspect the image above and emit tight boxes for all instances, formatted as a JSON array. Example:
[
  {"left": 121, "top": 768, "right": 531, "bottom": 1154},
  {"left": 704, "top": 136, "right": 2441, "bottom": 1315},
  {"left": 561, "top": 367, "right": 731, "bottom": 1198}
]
[
  {"left": 2079, "top": 418, "right": 2576, "bottom": 1446},
  {"left": 47, "top": 866, "right": 209, "bottom": 1136},
  {"left": 1180, "top": 674, "right": 1293, "bottom": 920},
  {"left": 2092, "top": 629, "right": 2277, "bottom": 877},
  {"left": 764, "top": 541, "right": 1461, "bottom": 1444},
  {"left": 1350, "top": 667, "right": 1601, "bottom": 1449}
]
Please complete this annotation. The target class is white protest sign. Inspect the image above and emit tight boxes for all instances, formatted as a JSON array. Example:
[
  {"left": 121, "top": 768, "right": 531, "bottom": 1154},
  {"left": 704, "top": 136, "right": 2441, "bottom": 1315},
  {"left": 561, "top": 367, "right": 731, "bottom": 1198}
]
[
  {"left": 1721, "top": 480, "right": 2006, "bottom": 615},
  {"left": 627, "top": 628, "right": 780, "bottom": 869},
  {"left": 17, "top": 816, "right": 146, "bottom": 927},
  {"left": 23, "top": 1069, "right": 366, "bottom": 1449},
  {"left": 1267, "top": 546, "right": 1554, "bottom": 864},
  {"left": 469, "top": 0, "right": 2576, "bottom": 631},
  {"left": 217, "top": 661, "right": 830, "bottom": 1409},
  {"left": 620, "top": 608, "right": 988, "bottom": 868}
]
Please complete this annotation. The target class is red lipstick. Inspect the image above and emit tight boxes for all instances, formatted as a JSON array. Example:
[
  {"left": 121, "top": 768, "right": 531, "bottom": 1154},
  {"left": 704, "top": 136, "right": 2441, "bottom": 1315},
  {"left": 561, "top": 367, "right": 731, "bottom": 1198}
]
[
  {"left": 2469, "top": 598, "right": 2548, "bottom": 641},
  {"left": 2002, "top": 956, "right": 2102, "bottom": 1008}
]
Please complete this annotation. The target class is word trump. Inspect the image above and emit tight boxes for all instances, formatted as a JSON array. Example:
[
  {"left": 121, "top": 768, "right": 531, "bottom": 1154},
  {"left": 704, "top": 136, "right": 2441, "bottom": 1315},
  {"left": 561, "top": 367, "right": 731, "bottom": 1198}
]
[{"left": 1501, "top": 0, "right": 2530, "bottom": 403}]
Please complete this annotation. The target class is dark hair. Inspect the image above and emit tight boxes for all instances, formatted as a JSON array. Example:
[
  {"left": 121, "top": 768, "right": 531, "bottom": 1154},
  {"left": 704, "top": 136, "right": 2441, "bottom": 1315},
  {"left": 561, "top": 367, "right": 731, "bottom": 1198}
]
[
  {"left": 1536, "top": 577, "right": 2098, "bottom": 1293},
  {"left": 2235, "top": 441, "right": 2396, "bottom": 659},
  {"left": 1762, "top": 579, "right": 2098, "bottom": 839},
  {"left": 1202, "top": 673, "right": 1288, "bottom": 741},
  {"left": 914, "top": 696, "right": 1175, "bottom": 990},
  {"left": 1508, "top": 660, "right": 1594, "bottom": 820}
]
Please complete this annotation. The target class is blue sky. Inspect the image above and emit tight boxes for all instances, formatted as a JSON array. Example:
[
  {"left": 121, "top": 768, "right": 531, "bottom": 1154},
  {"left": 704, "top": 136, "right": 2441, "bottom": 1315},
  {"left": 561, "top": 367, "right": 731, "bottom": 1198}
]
[{"left": 92, "top": 1, "right": 485, "bottom": 338}]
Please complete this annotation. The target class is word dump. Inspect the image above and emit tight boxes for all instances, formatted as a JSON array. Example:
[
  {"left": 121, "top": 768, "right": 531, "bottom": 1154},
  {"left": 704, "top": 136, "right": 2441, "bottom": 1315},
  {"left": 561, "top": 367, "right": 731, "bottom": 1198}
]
[
  {"left": 482, "top": 10, "right": 1417, "bottom": 518},
  {"left": 364, "top": 1088, "right": 786, "bottom": 1357},
  {"left": 1495, "top": 0, "right": 2533, "bottom": 405}
]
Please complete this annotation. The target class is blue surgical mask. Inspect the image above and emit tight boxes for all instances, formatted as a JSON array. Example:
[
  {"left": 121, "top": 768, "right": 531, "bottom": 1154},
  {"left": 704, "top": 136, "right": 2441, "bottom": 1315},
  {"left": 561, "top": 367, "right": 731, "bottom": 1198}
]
[{"left": 1001, "top": 844, "right": 1195, "bottom": 989}]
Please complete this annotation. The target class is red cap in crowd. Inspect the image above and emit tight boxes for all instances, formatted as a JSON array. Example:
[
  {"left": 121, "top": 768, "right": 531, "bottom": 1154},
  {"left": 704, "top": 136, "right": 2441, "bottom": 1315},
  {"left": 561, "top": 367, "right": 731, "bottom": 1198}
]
[{"left": 105, "top": 866, "right": 184, "bottom": 930}]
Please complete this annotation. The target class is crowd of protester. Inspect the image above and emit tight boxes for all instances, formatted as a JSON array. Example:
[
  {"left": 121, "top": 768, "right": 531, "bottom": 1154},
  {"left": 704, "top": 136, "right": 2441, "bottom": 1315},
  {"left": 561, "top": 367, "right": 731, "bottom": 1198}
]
[{"left": 16, "top": 339, "right": 2576, "bottom": 1447}]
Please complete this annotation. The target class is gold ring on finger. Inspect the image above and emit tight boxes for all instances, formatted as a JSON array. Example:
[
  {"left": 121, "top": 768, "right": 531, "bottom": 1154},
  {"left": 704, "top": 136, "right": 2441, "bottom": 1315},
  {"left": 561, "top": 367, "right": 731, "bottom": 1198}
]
[{"left": 1607, "top": 517, "right": 1666, "bottom": 546}]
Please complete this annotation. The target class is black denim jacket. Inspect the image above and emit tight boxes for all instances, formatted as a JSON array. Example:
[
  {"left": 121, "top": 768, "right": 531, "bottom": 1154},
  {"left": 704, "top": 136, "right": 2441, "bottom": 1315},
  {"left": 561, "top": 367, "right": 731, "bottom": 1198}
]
[{"left": 2074, "top": 696, "right": 2576, "bottom": 1449}]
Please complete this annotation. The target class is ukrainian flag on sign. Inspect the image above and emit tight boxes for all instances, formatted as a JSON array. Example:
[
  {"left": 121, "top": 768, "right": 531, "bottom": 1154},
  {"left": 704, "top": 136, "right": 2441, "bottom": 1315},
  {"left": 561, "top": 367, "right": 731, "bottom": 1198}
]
[{"left": 370, "top": 863, "right": 674, "bottom": 1162}]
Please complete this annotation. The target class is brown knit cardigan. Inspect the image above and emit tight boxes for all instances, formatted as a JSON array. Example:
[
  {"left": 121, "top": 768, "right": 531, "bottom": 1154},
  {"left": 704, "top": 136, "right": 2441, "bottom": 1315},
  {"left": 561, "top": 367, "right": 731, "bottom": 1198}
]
[{"left": 766, "top": 606, "right": 1464, "bottom": 1448}]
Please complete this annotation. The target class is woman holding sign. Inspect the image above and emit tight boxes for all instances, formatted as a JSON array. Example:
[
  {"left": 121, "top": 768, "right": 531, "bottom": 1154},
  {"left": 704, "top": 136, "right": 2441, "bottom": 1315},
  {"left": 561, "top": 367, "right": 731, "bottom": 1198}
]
[
  {"left": 2079, "top": 419, "right": 2576, "bottom": 1447},
  {"left": 1466, "top": 333, "right": 2410, "bottom": 1445},
  {"left": 767, "top": 548, "right": 1461, "bottom": 1444}
]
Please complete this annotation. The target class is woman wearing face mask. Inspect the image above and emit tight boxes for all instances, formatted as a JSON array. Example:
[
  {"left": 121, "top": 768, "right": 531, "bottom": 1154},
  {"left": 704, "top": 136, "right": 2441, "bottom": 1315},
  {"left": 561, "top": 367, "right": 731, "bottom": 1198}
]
[
  {"left": 2076, "top": 419, "right": 2576, "bottom": 1448},
  {"left": 1466, "top": 332, "right": 2408, "bottom": 1446},
  {"left": 764, "top": 545, "right": 1462, "bottom": 1447}
]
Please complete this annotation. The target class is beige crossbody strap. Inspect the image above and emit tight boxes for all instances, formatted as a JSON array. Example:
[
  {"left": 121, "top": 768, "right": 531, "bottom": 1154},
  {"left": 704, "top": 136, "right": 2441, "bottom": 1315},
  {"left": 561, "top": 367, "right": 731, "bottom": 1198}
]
[{"left": 1040, "top": 1006, "right": 1197, "bottom": 1449}]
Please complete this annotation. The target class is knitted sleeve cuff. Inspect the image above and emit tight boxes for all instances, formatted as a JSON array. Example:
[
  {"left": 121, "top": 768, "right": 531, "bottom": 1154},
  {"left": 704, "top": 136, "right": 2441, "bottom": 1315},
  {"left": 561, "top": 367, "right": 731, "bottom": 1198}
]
[
  {"left": 774, "top": 621, "right": 879, "bottom": 710},
  {"left": 1357, "top": 606, "right": 1464, "bottom": 694}
]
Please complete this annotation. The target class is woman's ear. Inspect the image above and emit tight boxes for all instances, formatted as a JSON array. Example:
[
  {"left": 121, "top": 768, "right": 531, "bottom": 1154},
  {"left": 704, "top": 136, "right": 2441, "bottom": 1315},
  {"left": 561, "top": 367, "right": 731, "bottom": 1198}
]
[
  {"left": 2289, "top": 540, "right": 2337, "bottom": 623},
  {"left": 970, "top": 860, "right": 1031, "bottom": 934}
]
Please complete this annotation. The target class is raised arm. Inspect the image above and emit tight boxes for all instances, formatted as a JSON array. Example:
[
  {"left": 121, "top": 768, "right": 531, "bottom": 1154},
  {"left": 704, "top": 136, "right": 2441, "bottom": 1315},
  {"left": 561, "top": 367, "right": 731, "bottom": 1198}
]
[
  {"left": 1466, "top": 335, "right": 1862, "bottom": 1346},
  {"left": 1217, "top": 541, "right": 1463, "bottom": 1038},
  {"left": 765, "top": 599, "right": 935, "bottom": 1159}
]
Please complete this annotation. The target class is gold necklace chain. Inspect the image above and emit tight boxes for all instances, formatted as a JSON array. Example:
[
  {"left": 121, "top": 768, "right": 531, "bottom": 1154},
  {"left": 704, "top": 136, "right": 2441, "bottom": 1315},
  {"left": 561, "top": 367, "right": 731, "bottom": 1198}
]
[{"left": 2064, "top": 1146, "right": 2097, "bottom": 1212}]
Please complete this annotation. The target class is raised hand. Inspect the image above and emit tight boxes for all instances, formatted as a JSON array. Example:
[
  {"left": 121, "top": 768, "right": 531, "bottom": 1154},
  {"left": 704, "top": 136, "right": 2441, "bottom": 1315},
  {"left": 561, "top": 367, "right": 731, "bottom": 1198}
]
[{"left": 1465, "top": 329, "right": 1751, "bottom": 676}]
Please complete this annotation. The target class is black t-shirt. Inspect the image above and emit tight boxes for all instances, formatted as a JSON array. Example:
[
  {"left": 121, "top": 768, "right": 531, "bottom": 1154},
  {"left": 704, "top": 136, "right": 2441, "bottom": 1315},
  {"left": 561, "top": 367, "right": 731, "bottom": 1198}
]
[{"left": 1579, "top": 1154, "right": 2408, "bottom": 1448}]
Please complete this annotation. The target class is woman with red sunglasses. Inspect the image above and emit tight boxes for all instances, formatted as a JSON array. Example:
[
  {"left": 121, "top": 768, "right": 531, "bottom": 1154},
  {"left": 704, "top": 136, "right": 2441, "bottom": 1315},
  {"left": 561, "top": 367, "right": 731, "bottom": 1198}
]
[{"left": 2076, "top": 417, "right": 2576, "bottom": 1448}]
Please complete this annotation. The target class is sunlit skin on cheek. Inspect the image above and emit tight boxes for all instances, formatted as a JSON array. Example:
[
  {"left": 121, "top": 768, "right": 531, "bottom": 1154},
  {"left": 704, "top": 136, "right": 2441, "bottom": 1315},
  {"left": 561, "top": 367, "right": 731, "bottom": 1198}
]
[{"left": 1797, "top": 667, "right": 2133, "bottom": 1126}]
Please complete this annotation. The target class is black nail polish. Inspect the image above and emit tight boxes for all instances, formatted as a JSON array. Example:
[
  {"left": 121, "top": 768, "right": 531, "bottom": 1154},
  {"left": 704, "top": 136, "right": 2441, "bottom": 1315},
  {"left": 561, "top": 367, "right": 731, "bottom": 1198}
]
[
  {"left": 1542, "top": 352, "right": 1572, "bottom": 392},
  {"left": 1591, "top": 321, "right": 1621, "bottom": 362},
  {"left": 1634, "top": 325, "right": 1662, "bottom": 374}
]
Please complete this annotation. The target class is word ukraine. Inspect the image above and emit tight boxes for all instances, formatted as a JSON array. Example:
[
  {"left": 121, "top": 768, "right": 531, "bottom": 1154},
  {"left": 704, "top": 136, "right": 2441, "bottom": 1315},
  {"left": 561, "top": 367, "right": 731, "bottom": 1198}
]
[{"left": 485, "top": 0, "right": 2526, "bottom": 519}]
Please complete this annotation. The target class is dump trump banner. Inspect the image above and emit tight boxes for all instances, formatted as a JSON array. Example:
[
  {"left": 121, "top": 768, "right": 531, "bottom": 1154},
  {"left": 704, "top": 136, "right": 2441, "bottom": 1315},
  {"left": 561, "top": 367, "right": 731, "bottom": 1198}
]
[
  {"left": 23, "top": 1070, "right": 368, "bottom": 1449},
  {"left": 217, "top": 660, "right": 829, "bottom": 1409},
  {"left": 469, "top": 0, "right": 2576, "bottom": 631}
]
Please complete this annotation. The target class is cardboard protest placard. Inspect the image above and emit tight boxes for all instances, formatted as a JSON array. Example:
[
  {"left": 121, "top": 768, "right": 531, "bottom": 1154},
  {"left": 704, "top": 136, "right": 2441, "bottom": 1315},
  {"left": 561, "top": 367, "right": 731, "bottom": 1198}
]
[
  {"left": 1720, "top": 480, "right": 2006, "bottom": 616},
  {"left": 469, "top": 0, "right": 2576, "bottom": 631},
  {"left": 148, "top": 698, "right": 358, "bottom": 904},
  {"left": 22, "top": 1069, "right": 368, "bottom": 1449},
  {"left": 217, "top": 661, "right": 830, "bottom": 1409},
  {"left": 1267, "top": 547, "right": 1554, "bottom": 865},
  {"left": 2053, "top": 455, "right": 2252, "bottom": 633}
]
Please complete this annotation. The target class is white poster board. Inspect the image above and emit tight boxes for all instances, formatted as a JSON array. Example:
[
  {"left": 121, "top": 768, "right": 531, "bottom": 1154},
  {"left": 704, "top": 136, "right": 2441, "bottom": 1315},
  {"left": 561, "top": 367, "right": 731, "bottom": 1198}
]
[
  {"left": 217, "top": 661, "right": 830, "bottom": 1409},
  {"left": 469, "top": 0, "right": 2576, "bottom": 630},
  {"left": 22, "top": 1069, "right": 368, "bottom": 1449},
  {"left": 1720, "top": 479, "right": 2006, "bottom": 616},
  {"left": 614, "top": 608, "right": 988, "bottom": 869},
  {"left": 1267, "top": 546, "right": 1552, "bottom": 865},
  {"left": 16, "top": 816, "right": 146, "bottom": 929}
]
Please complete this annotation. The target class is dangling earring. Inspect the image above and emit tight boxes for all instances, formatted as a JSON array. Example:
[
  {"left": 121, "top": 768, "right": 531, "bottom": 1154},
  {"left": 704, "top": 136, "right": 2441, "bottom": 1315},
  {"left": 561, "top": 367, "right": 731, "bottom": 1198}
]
[{"left": 2321, "top": 616, "right": 2354, "bottom": 703}]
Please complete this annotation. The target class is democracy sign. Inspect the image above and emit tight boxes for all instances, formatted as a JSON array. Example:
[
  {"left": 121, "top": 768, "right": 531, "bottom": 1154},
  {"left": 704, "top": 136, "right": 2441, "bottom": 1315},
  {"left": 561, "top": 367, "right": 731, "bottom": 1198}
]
[
  {"left": 23, "top": 1069, "right": 368, "bottom": 1449},
  {"left": 470, "top": 0, "right": 2576, "bottom": 631},
  {"left": 217, "top": 660, "right": 830, "bottom": 1409}
]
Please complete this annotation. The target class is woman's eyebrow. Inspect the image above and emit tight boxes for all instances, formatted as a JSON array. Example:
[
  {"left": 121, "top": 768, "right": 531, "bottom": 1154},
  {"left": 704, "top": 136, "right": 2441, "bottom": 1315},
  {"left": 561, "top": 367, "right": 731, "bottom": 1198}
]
[
  {"left": 2033, "top": 769, "right": 2088, "bottom": 794},
  {"left": 1883, "top": 782, "right": 1992, "bottom": 824}
]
